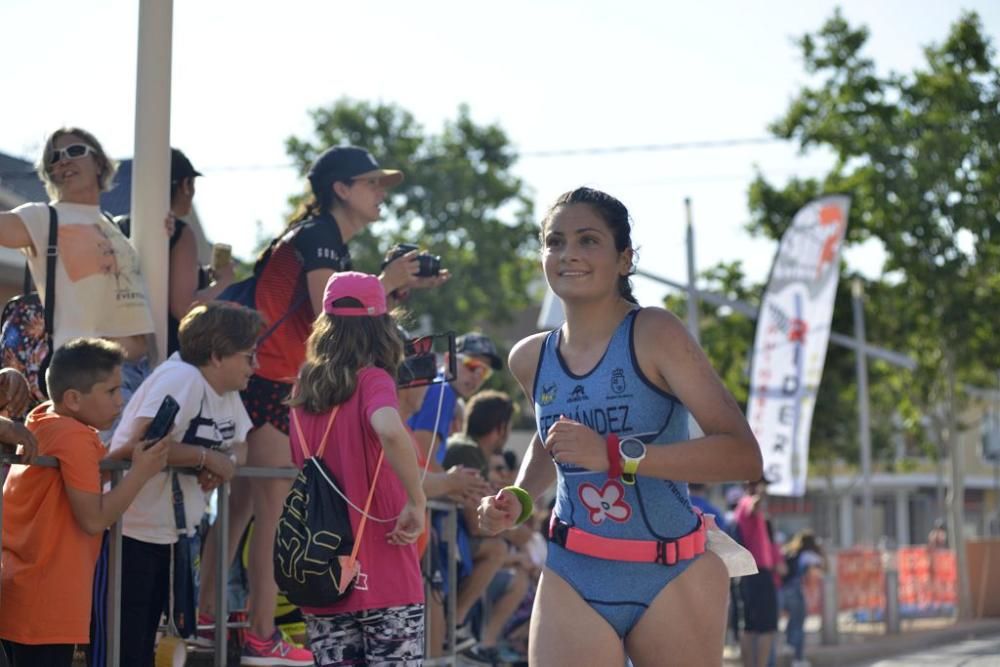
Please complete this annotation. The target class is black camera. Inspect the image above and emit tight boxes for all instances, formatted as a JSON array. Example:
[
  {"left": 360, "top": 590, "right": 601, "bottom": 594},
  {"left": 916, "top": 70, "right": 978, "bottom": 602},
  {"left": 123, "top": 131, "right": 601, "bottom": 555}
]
[{"left": 382, "top": 243, "right": 442, "bottom": 278}]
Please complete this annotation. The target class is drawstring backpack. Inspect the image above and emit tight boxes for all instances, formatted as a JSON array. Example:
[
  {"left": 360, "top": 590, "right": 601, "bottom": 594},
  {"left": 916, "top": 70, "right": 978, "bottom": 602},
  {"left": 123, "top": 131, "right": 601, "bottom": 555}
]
[{"left": 274, "top": 406, "right": 384, "bottom": 607}]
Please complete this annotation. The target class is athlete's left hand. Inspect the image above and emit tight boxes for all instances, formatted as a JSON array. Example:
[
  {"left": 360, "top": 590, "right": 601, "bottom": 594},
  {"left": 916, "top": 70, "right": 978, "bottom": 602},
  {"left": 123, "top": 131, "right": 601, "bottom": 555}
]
[{"left": 546, "top": 416, "right": 609, "bottom": 472}]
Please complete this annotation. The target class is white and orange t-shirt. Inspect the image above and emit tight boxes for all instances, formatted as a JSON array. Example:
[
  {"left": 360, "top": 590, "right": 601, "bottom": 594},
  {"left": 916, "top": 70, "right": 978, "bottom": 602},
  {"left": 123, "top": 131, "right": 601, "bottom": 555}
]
[
  {"left": 13, "top": 201, "right": 154, "bottom": 348},
  {"left": 0, "top": 403, "right": 106, "bottom": 644}
]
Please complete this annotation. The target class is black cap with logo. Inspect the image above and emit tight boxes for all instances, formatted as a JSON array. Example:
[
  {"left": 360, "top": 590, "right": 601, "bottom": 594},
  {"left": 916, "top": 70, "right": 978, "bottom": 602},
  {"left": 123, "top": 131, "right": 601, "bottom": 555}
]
[
  {"left": 307, "top": 146, "right": 404, "bottom": 196},
  {"left": 457, "top": 332, "right": 502, "bottom": 370}
]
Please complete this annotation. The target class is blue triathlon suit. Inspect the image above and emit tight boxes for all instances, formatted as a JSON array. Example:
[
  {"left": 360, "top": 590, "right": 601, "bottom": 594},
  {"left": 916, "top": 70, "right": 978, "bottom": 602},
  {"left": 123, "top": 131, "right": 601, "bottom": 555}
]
[{"left": 536, "top": 309, "right": 702, "bottom": 637}]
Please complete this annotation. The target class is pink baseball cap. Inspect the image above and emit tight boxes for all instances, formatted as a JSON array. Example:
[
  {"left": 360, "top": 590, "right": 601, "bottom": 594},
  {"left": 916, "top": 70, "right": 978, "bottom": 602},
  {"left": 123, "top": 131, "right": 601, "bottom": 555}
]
[{"left": 323, "top": 271, "right": 387, "bottom": 317}]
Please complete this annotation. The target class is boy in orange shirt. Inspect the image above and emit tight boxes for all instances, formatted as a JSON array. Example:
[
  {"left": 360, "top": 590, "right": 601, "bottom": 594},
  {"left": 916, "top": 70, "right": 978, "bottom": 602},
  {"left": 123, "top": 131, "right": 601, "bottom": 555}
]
[{"left": 0, "top": 338, "right": 169, "bottom": 667}]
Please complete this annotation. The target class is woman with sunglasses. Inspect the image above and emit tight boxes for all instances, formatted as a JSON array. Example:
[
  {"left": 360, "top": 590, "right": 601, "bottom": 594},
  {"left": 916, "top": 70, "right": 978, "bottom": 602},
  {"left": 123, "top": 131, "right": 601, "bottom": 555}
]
[
  {"left": 195, "top": 145, "right": 448, "bottom": 664},
  {"left": 478, "top": 187, "right": 762, "bottom": 666},
  {"left": 0, "top": 127, "right": 156, "bottom": 410},
  {"left": 0, "top": 128, "right": 158, "bottom": 663}
]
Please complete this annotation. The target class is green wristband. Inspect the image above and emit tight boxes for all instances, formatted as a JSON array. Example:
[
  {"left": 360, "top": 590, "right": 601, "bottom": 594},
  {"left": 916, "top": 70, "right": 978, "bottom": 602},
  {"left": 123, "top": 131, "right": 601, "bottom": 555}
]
[{"left": 503, "top": 486, "right": 534, "bottom": 526}]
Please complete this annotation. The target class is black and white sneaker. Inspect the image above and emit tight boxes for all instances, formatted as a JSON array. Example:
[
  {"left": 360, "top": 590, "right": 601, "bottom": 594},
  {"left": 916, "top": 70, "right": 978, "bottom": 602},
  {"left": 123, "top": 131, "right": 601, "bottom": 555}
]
[
  {"left": 448, "top": 625, "right": 477, "bottom": 653},
  {"left": 460, "top": 645, "right": 499, "bottom": 666}
]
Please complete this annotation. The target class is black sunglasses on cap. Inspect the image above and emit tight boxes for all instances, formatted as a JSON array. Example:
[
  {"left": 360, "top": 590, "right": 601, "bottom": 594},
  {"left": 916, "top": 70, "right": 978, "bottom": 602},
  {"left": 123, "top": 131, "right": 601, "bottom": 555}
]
[{"left": 48, "top": 143, "right": 97, "bottom": 165}]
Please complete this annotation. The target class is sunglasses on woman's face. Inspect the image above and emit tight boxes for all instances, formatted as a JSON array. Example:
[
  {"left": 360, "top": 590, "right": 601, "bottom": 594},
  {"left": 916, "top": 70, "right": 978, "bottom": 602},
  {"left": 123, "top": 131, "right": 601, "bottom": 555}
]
[
  {"left": 461, "top": 356, "right": 493, "bottom": 381},
  {"left": 48, "top": 143, "right": 97, "bottom": 165}
]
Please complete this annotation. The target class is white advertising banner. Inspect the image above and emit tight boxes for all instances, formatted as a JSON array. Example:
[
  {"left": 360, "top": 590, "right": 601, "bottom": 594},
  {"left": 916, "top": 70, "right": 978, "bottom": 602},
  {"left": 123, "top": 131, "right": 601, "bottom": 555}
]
[{"left": 746, "top": 195, "right": 851, "bottom": 496}]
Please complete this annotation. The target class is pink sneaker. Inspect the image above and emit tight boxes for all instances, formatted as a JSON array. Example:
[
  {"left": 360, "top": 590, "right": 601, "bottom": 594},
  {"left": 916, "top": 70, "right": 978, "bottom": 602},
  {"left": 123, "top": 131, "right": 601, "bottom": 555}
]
[{"left": 241, "top": 629, "right": 313, "bottom": 666}]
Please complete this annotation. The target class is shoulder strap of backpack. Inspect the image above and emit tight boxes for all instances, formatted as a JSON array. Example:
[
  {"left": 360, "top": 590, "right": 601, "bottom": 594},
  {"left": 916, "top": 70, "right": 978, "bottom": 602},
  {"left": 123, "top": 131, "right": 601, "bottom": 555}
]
[
  {"left": 337, "top": 445, "right": 386, "bottom": 594},
  {"left": 290, "top": 404, "right": 340, "bottom": 460},
  {"left": 43, "top": 205, "right": 58, "bottom": 336},
  {"left": 251, "top": 220, "right": 301, "bottom": 278},
  {"left": 21, "top": 264, "right": 32, "bottom": 296},
  {"left": 347, "top": 449, "right": 385, "bottom": 569},
  {"left": 254, "top": 221, "right": 311, "bottom": 344}
]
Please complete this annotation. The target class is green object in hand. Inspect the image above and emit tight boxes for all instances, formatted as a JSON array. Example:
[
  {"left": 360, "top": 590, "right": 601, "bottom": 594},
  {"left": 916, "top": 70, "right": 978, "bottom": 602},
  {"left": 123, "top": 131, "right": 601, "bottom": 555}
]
[{"left": 503, "top": 485, "right": 533, "bottom": 526}]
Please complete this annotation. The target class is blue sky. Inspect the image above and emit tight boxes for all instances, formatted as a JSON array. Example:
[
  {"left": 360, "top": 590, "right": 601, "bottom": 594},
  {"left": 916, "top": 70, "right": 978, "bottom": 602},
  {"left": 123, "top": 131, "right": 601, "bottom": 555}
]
[{"left": 4, "top": 0, "right": 998, "bottom": 307}]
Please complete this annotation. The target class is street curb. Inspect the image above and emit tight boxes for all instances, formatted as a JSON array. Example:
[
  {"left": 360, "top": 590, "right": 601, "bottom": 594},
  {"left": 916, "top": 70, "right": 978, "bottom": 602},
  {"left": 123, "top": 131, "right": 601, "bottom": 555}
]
[{"left": 805, "top": 619, "right": 1000, "bottom": 666}]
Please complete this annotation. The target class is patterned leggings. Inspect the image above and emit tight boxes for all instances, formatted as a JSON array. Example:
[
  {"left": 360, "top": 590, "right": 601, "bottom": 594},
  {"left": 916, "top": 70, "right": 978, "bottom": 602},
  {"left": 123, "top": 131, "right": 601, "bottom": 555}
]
[{"left": 305, "top": 604, "right": 424, "bottom": 666}]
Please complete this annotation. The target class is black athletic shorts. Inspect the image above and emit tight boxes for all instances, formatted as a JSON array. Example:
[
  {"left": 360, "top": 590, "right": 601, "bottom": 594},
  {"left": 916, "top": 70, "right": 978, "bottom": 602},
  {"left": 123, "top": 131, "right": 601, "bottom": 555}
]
[
  {"left": 241, "top": 374, "right": 292, "bottom": 436},
  {"left": 740, "top": 568, "right": 778, "bottom": 633}
]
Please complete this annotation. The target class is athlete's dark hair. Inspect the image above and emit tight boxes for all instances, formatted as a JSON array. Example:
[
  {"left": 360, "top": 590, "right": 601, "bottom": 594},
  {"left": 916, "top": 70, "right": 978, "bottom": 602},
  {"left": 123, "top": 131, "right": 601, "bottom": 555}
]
[{"left": 541, "top": 187, "right": 639, "bottom": 305}]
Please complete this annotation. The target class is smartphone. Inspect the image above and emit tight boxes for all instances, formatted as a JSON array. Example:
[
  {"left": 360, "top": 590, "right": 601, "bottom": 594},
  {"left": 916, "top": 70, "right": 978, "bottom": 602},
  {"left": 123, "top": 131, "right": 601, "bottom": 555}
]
[{"left": 142, "top": 395, "right": 180, "bottom": 449}]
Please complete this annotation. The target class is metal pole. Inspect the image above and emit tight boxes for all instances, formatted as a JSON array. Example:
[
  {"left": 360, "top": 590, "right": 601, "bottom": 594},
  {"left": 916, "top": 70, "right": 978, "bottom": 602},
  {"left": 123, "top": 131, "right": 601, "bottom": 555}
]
[
  {"left": 885, "top": 551, "right": 900, "bottom": 634},
  {"left": 447, "top": 504, "right": 457, "bottom": 665},
  {"left": 994, "top": 459, "right": 999, "bottom": 537},
  {"left": 422, "top": 523, "right": 435, "bottom": 662},
  {"left": 684, "top": 197, "right": 700, "bottom": 343},
  {"left": 132, "top": 0, "right": 173, "bottom": 363},
  {"left": 995, "top": 371, "right": 1000, "bottom": 537},
  {"left": 214, "top": 482, "right": 230, "bottom": 667},
  {"left": 839, "top": 493, "right": 854, "bottom": 549},
  {"left": 895, "top": 488, "right": 910, "bottom": 547},
  {"left": 852, "top": 279, "right": 874, "bottom": 546},
  {"left": 945, "top": 351, "right": 973, "bottom": 619},
  {"left": 107, "top": 469, "right": 124, "bottom": 667},
  {"left": 821, "top": 552, "right": 839, "bottom": 645}
]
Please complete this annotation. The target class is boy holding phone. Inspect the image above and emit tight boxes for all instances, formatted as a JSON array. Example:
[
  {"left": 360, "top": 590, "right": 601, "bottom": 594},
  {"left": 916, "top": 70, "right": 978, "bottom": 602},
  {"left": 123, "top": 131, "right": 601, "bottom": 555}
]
[
  {"left": 0, "top": 338, "right": 169, "bottom": 667},
  {"left": 109, "top": 302, "right": 264, "bottom": 665}
]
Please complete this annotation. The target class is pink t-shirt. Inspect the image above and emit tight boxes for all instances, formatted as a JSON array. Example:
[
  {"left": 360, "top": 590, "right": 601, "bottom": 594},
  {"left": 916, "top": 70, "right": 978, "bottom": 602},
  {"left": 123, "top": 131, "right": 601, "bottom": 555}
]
[
  {"left": 733, "top": 495, "right": 775, "bottom": 570},
  {"left": 289, "top": 367, "right": 423, "bottom": 615}
]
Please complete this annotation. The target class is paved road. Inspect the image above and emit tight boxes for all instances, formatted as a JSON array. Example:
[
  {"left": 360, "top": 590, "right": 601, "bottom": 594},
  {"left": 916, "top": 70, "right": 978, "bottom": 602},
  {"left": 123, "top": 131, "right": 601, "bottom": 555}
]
[{"left": 857, "top": 635, "right": 1000, "bottom": 666}]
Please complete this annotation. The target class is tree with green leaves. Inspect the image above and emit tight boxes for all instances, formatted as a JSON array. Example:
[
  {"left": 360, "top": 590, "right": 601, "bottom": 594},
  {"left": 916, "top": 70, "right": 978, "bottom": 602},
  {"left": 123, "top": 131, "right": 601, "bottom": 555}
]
[
  {"left": 748, "top": 8, "right": 1000, "bottom": 618},
  {"left": 284, "top": 99, "right": 540, "bottom": 343},
  {"left": 664, "top": 259, "right": 914, "bottom": 516}
]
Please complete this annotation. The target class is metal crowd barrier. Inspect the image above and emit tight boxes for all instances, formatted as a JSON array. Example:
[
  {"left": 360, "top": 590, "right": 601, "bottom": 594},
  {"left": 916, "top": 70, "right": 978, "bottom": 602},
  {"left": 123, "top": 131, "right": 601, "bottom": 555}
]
[
  {"left": 0, "top": 451, "right": 463, "bottom": 667},
  {"left": 424, "top": 500, "right": 459, "bottom": 667}
]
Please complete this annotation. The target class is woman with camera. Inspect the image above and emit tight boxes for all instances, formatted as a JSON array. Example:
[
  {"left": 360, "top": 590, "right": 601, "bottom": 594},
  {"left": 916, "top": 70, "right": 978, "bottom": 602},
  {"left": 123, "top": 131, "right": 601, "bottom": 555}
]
[{"left": 197, "top": 145, "right": 447, "bottom": 663}]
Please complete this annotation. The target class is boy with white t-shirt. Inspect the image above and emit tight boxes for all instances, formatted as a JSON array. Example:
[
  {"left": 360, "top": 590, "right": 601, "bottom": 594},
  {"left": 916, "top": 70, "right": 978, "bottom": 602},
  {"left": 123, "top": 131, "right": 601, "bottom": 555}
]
[{"left": 108, "top": 302, "right": 264, "bottom": 665}]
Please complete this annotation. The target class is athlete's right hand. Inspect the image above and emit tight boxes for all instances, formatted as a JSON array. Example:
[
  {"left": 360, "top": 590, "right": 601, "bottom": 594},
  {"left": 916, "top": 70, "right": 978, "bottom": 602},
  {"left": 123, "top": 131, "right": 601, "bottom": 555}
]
[
  {"left": 132, "top": 437, "right": 169, "bottom": 479},
  {"left": 478, "top": 488, "right": 519, "bottom": 536}
]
